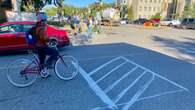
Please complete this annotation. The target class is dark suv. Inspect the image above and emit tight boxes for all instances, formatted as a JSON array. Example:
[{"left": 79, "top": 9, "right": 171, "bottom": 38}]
[{"left": 180, "top": 18, "right": 195, "bottom": 29}]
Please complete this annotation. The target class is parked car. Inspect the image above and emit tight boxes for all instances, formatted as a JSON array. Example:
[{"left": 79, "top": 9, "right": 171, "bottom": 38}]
[
  {"left": 0, "top": 21, "right": 70, "bottom": 52},
  {"left": 179, "top": 18, "right": 195, "bottom": 29},
  {"left": 132, "top": 18, "right": 148, "bottom": 25},
  {"left": 150, "top": 18, "right": 161, "bottom": 27},
  {"left": 160, "top": 18, "right": 181, "bottom": 27},
  {"left": 120, "top": 18, "right": 129, "bottom": 25}
]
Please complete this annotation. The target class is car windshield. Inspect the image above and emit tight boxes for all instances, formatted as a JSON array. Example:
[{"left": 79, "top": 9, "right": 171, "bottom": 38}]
[
  {"left": 22, "top": 24, "right": 35, "bottom": 32},
  {"left": 0, "top": 26, "right": 9, "bottom": 33}
]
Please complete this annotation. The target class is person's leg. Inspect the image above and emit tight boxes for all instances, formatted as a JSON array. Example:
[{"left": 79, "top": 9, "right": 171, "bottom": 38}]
[
  {"left": 87, "top": 26, "right": 92, "bottom": 37},
  {"left": 44, "top": 47, "right": 59, "bottom": 68},
  {"left": 37, "top": 47, "right": 46, "bottom": 69}
]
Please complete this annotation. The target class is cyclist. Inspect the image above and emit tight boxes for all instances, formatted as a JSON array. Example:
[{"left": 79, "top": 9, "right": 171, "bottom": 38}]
[{"left": 27, "top": 12, "right": 59, "bottom": 71}]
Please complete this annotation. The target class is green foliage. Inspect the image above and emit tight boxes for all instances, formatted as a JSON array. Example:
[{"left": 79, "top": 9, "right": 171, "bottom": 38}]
[
  {"left": 183, "top": 3, "right": 192, "bottom": 17},
  {"left": 192, "top": 3, "right": 195, "bottom": 17},
  {"left": 44, "top": 7, "right": 58, "bottom": 17},
  {"left": 151, "top": 13, "right": 161, "bottom": 19},
  {"left": 21, "top": 0, "right": 63, "bottom": 11},
  {"left": 120, "top": 5, "right": 127, "bottom": 18},
  {"left": 183, "top": 3, "right": 195, "bottom": 18}
]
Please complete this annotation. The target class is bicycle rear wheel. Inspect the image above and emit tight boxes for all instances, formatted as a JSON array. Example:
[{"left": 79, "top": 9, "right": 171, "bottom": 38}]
[
  {"left": 55, "top": 55, "right": 79, "bottom": 80},
  {"left": 7, "top": 59, "right": 38, "bottom": 87}
]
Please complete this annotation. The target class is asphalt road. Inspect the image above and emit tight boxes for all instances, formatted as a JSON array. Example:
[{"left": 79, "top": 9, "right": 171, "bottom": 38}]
[{"left": 1, "top": 43, "right": 195, "bottom": 110}]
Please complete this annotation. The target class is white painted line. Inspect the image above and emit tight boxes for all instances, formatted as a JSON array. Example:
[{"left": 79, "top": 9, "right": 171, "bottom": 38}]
[
  {"left": 77, "top": 54, "right": 135, "bottom": 62},
  {"left": 88, "top": 57, "right": 123, "bottom": 76},
  {"left": 114, "top": 71, "right": 147, "bottom": 103},
  {"left": 104, "top": 66, "right": 139, "bottom": 93},
  {"left": 122, "top": 73, "right": 155, "bottom": 110},
  {"left": 91, "top": 89, "right": 185, "bottom": 110},
  {"left": 78, "top": 64, "right": 118, "bottom": 109},
  {"left": 136, "top": 89, "right": 184, "bottom": 102},
  {"left": 121, "top": 56, "right": 190, "bottom": 92},
  {"left": 95, "top": 61, "right": 127, "bottom": 83}
]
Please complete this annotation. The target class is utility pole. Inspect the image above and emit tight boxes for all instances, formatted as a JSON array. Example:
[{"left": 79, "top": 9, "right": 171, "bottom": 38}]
[{"left": 16, "top": 0, "right": 22, "bottom": 20}]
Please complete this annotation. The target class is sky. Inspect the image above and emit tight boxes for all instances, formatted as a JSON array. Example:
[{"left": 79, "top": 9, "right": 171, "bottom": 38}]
[{"left": 64, "top": 0, "right": 114, "bottom": 7}]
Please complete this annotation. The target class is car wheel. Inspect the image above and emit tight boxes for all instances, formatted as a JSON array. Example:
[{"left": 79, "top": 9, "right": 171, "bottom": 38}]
[
  {"left": 169, "top": 23, "right": 173, "bottom": 27},
  {"left": 182, "top": 26, "right": 187, "bottom": 29}
]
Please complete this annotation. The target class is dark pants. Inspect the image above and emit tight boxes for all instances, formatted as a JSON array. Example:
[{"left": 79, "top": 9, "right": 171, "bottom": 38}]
[{"left": 36, "top": 46, "right": 59, "bottom": 68}]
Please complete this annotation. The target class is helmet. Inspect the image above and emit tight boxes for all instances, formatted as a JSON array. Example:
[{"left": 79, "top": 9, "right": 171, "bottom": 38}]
[{"left": 37, "top": 12, "right": 47, "bottom": 22}]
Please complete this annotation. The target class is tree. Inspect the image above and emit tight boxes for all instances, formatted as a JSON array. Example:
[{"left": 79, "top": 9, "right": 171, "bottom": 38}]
[
  {"left": 44, "top": 7, "right": 58, "bottom": 17},
  {"left": 0, "top": 0, "right": 64, "bottom": 23},
  {"left": 0, "top": 0, "right": 13, "bottom": 23},
  {"left": 183, "top": 2, "right": 191, "bottom": 18},
  {"left": 151, "top": 13, "right": 161, "bottom": 19},
  {"left": 21, "top": 0, "right": 63, "bottom": 10},
  {"left": 120, "top": 5, "right": 127, "bottom": 18},
  {"left": 192, "top": 3, "right": 195, "bottom": 18}
]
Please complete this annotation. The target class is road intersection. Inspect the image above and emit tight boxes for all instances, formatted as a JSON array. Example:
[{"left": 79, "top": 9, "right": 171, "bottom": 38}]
[{"left": 1, "top": 43, "right": 195, "bottom": 110}]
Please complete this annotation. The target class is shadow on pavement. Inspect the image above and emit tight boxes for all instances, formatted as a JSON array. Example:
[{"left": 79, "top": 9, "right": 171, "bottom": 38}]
[
  {"left": 152, "top": 36, "right": 195, "bottom": 63},
  {"left": 70, "top": 33, "right": 92, "bottom": 46}
]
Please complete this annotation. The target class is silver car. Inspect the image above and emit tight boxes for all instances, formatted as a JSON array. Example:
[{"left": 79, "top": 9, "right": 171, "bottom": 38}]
[{"left": 180, "top": 18, "right": 195, "bottom": 29}]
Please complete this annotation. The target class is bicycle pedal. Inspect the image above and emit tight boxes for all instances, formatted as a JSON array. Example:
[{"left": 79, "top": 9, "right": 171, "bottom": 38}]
[{"left": 41, "top": 74, "right": 51, "bottom": 78}]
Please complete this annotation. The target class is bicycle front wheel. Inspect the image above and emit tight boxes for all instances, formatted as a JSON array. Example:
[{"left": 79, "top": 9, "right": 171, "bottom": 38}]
[
  {"left": 55, "top": 55, "right": 79, "bottom": 80},
  {"left": 7, "top": 59, "right": 38, "bottom": 87}
]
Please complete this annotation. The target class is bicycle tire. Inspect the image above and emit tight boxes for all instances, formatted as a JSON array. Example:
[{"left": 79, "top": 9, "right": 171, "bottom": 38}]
[
  {"left": 55, "top": 55, "right": 79, "bottom": 80},
  {"left": 7, "top": 59, "right": 38, "bottom": 87}
]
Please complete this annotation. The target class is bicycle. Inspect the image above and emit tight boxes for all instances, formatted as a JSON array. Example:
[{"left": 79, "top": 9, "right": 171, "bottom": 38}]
[{"left": 6, "top": 42, "right": 79, "bottom": 88}]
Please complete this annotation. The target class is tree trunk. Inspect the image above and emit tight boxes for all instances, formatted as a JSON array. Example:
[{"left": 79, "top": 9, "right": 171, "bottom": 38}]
[{"left": 0, "top": 0, "right": 12, "bottom": 23}]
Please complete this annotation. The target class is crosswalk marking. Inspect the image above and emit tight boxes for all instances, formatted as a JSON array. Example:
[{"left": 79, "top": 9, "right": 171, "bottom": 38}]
[{"left": 77, "top": 56, "right": 189, "bottom": 110}]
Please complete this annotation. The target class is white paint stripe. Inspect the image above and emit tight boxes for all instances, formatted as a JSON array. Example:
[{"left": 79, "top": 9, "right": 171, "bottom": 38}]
[
  {"left": 96, "top": 61, "right": 127, "bottom": 83},
  {"left": 88, "top": 57, "right": 123, "bottom": 76},
  {"left": 114, "top": 71, "right": 147, "bottom": 103},
  {"left": 105, "top": 66, "right": 139, "bottom": 93},
  {"left": 122, "top": 73, "right": 155, "bottom": 110},
  {"left": 121, "top": 56, "right": 190, "bottom": 92},
  {"left": 136, "top": 89, "right": 184, "bottom": 102},
  {"left": 91, "top": 89, "right": 185, "bottom": 110},
  {"left": 77, "top": 54, "right": 134, "bottom": 62},
  {"left": 78, "top": 64, "right": 117, "bottom": 109}
]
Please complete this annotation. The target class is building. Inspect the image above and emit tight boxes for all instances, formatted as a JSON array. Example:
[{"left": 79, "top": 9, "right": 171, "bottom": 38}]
[
  {"left": 116, "top": 0, "right": 185, "bottom": 19},
  {"left": 116, "top": 0, "right": 133, "bottom": 8}
]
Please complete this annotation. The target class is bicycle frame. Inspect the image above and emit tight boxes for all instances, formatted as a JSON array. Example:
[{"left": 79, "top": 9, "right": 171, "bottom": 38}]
[
  {"left": 21, "top": 54, "right": 41, "bottom": 75},
  {"left": 22, "top": 47, "right": 68, "bottom": 75}
]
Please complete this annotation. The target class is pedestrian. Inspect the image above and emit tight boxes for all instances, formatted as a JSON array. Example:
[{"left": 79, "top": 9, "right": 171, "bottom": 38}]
[{"left": 87, "top": 16, "right": 93, "bottom": 37}]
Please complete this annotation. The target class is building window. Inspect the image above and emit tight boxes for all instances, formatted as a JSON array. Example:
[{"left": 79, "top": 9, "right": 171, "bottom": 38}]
[
  {"left": 153, "top": 7, "right": 156, "bottom": 11},
  {"left": 139, "top": 6, "right": 142, "bottom": 11},
  {"left": 149, "top": 7, "right": 152, "bottom": 11},
  {"left": 158, "top": 7, "right": 161, "bottom": 11},
  {"left": 144, "top": 7, "right": 147, "bottom": 11}
]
